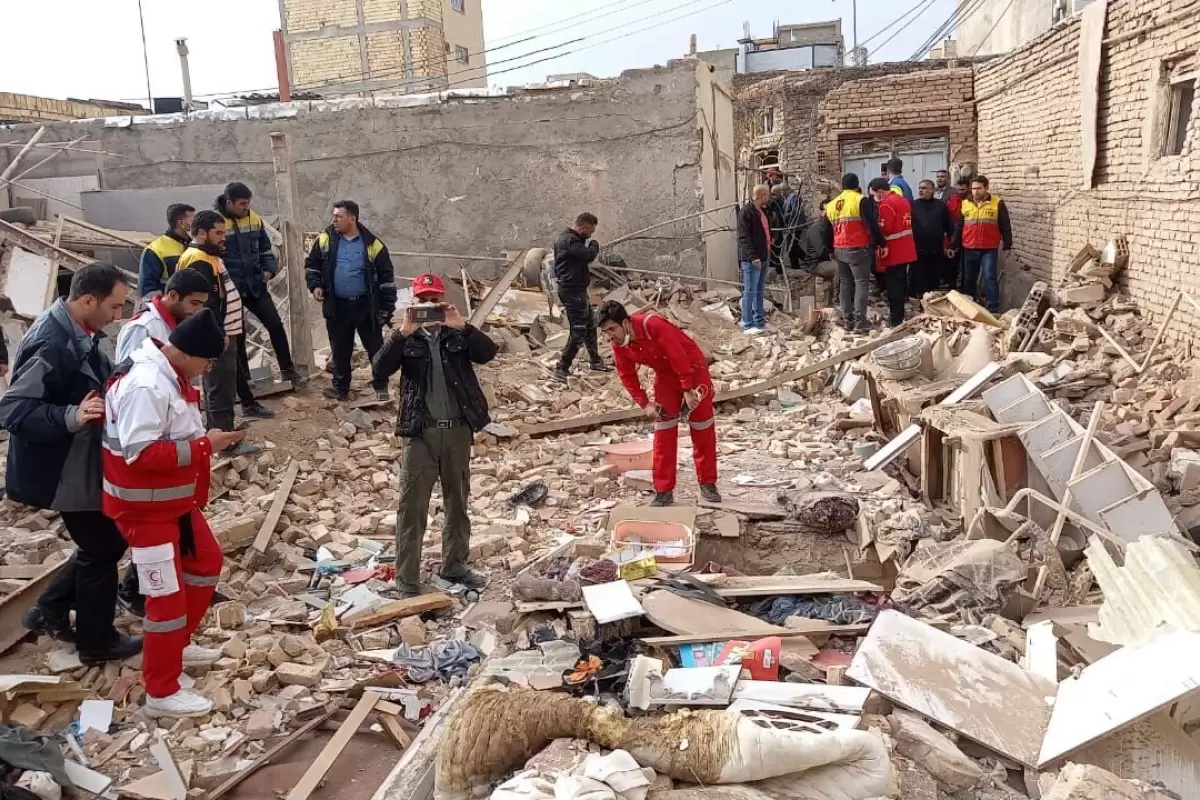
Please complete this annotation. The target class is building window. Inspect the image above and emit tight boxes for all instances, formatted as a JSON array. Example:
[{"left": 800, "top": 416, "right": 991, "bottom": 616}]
[
  {"left": 444, "top": 42, "right": 451, "bottom": 54},
  {"left": 455, "top": 45, "right": 470, "bottom": 64},
  {"left": 1165, "top": 78, "right": 1195, "bottom": 156},
  {"left": 759, "top": 108, "right": 775, "bottom": 136},
  {"left": 451, "top": 0, "right": 465, "bottom": 12}
]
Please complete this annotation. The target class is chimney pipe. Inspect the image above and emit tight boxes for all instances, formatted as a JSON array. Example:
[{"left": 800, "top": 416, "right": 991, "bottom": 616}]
[
  {"left": 274, "top": 30, "right": 292, "bottom": 102},
  {"left": 689, "top": 33, "right": 697, "bottom": 55},
  {"left": 175, "top": 37, "right": 193, "bottom": 111}
]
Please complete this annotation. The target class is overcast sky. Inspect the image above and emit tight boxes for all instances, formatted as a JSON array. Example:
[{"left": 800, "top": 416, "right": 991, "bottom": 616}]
[{"left": 0, "top": 0, "right": 956, "bottom": 105}]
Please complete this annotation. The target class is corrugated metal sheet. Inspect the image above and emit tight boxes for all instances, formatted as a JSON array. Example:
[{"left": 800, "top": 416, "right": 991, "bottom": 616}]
[{"left": 1088, "top": 536, "right": 1200, "bottom": 647}]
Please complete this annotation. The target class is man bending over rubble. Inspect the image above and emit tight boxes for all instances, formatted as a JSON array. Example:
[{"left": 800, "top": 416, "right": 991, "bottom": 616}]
[
  {"left": 596, "top": 301, "right": 721, "bottom": 507},
  {"left": 373, "top": 274, "right": 499, "bottom": 599},
  {"left": 103, "top": 309, "right": 245, "bottom": 718}
]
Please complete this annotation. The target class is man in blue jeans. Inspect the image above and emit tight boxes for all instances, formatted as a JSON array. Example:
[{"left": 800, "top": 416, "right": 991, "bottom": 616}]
[
  {"left": 951, "top": 175, "right": 1013, "bottom": 313},
  {"left": 736, "top": 185, "right": 772, "bottom": 335}
]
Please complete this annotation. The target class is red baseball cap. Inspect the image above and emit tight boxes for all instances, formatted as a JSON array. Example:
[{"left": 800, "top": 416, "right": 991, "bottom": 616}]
[{"left": 412, "top": 273, "right": 445, "bottom": 299}]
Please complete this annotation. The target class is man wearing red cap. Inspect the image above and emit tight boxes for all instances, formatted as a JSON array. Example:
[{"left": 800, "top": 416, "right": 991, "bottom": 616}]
[
  {"left": 373, "top": 274, "right": 498, "bottom": 598},
  {"left": 595, "top": 300, "right": 721, "bottom": 507}
]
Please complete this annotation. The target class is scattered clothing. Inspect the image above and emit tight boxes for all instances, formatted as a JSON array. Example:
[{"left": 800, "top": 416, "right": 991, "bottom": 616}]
[
  {"left": 0, "top": 725, "right": 73, "bottom": 792},
  {"left": 752, "top": 594, "right": 879, "bottom": 626},
  {"left": 393, "top": 640, "right": 480, "bottom": 683}
]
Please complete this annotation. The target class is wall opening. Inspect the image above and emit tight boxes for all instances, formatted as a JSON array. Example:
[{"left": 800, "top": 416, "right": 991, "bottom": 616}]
[
  {"left": 1165, "top": 78, "right": 1196, "bottom": 156},
  {"left": 759, "top": 108, "right": 775, "bottom": 136}
]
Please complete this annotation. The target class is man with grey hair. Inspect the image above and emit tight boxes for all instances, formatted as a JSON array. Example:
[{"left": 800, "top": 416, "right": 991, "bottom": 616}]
[{"left": 736, "top": 185, "right": 772, "bottom": 335}]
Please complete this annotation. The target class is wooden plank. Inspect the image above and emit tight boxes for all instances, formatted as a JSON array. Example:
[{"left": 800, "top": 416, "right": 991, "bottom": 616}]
[
  {"left": 252, "top": 460, "right": 299, "bottom": 553},
  {"left": 730, "top": 680, "right": 870, "bottom": 714},
  {"left": 641, "top": 590, "right": 784, "bottom": 637},
  {"left": 208, "top": 705, "right": 337, "bottom": 800},
  {"left": 378, "top": 712, "right": 413, "bottom": 749},
  {"left": 286, "top": 692, "right": 382, "bottom": 800},
  {"left": 469, "top": 252, "right": 526, "bottom": 328},
  {"left": 0, "top": 218, "right": 92, "bottom": 268},
  {"left": 847, "top": 610, "right": 1055, "bottom": 768},
  {"left": 59, "top": 215, "right": 151, "bottom": 250},
  {"left": 269, "top": 133, "right": 314, "bottom": 375},
  {"left": 0, "top": 560, "right": 68, "bottom": 655},
  {"left": 523, "top": 327, "right": 916, "bottom": 438},
  {"left": 1038, "top": 629, "right": 1200, "bottom": 766},
  {"left": 369, "top": 687, "right": 467, "bottom": 800},
  {"left": 709, "top": 575, "right": 884, "bottom": 597},
  {"left": 696, "top": 501, "right": 787, "bottom": 520},
  {"left": 345, "top": 593, "right": 452, "bottom": 631},
  {"left": 0, "top": 565, "right": 49, "bottom": 579},
  {"left": 640, "top": 627, "right": 854, "bottom": 647}
]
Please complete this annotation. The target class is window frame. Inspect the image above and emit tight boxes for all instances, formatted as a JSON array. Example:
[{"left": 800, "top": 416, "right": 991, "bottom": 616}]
[
  {"left": 451, "top": 0, "right": 465, "bottom": 13},
  {"left": 455, "top": 45, "right": 470, "bottom": 65},
  {"left": 1164, "top": 75, "right": 1196, "bottom": 157}
]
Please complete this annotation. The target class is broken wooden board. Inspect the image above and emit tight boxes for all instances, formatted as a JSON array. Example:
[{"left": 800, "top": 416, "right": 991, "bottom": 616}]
[
  {"left": 379, "top": 712, "right": 413, "bottom": 749},
  {"left": 523, "top": 328, "right": 916, "bottom": 438},
  {"left": 1038, "top": 629, "right": 1200, "bottom": 766},
  {"left": 208, "top": 705, "right": 337, "bottom": 800},
  {"left": 286, "top": 692, "right": 382, "bottom": 800},
  {"left": 640, "top": 627, "right": 858, "bottom": 647},
  {"left": 707, "top": 575, "right": 884, "bottom": 598},
  {"left": 468, "top": 253, "right": 526, "bottom": 328},
  {"left": 252, "top": 460, "right": 299, "bottom": 553},
  {"left": 730, "top": 680, "right": 871, "bottom": 714},
  {"left": 0, "top": 560, "right": 68, "bottom": 655},
  {"left": 369, "top": 687, "right": 467, "bottom": 800},
  {"left": 117, "top": 759, "right": 193, "bottom": 800},
  {"left": 847, "top": 609, "right": 1055, "bottom": 768},
  {"left": 696, "top": 501, "right": 788, "bottom": 520},
  {"left": 344, "top": 593, "right": 452, "bottom": 631},
  {"left": 641, "top": 590, "right": 784, "bottom": 638}
]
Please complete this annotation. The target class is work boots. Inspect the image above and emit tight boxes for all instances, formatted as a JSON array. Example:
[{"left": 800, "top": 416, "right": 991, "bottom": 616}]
[
  {"left": 699, "top": 484, "right": 722, "bottom": 503},
  {"left": 650, "top": 491, "right": 675, "bottom": 507},
  {"left": 590, "top": 360, "right": 613, "bottom": 373},
  {"left": 79, "top": 634, "right": 143, "bottom": 666},
  {"left": 282, "top": 368, "right": 310, "bottom": 389},
  {"left": 22, "top": 606, "right": 74, "bottom": 644},
  {"left": 241, "top": 401, "right": 275, "bottom": 420},
  {"left": 439, "top": 568, "right": 487, "bottom": 591}
]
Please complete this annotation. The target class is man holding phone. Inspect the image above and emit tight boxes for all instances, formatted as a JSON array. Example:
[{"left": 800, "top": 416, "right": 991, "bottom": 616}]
[
  {"left": 373, "top": 274, "right": 499, "bottom": 599},
  {"left": 306, "top": 200, "right": 398, "bottom": 401}
]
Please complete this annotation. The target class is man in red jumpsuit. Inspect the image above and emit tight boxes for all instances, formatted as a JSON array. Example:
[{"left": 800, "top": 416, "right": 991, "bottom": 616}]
[
  {"left": 103, "top": 309, "right": 245, "bottom": 718},
  {"left": 868, "top": 177, "right": 917, "bottom": 327},
  {"left": 596, "top": 301, "right": 721, "bottom": 507}
]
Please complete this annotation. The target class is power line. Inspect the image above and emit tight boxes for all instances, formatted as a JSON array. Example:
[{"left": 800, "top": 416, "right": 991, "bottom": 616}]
[
  {"left": 859, "top": 0, "right": 939, "bottom": 49},
  {"left": 970, "top": 0, "right": 1017, "bottom": 56},
  {"left": 907, "top": 0, "right": 987, "bottom": 60},
  {"left": 868, "top": 0, "right": 940, "bottom": 58}
]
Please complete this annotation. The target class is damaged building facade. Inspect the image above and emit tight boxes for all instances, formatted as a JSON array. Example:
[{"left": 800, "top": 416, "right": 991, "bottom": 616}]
[{"left": 0, "top": 59, "right": 737, "bottom": 281}]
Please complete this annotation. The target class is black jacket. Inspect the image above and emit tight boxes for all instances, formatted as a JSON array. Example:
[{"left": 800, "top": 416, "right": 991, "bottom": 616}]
[
  {"left": 911, "top": 197, "right": 954, "bottom": 256},
  {"left": 737, "top": 202, "right": 771, "bottom": 263},
  {"left": 553, "top": 229, "right": 599, "bottom": 293},
  {"left": 805, "top": 215, "right": 834, "bottom": 263},
  {"left": 373, "top": 324, "right": 499, "bottom": 438},
  {"left": 0, "top": 300, "right": 110, "bottom": 511},
  {"left": 214, "top": 196, "right": 278, "bottom": 299},
  {"left": 304, "top": 224, "right": 398, "bottom": 325}
]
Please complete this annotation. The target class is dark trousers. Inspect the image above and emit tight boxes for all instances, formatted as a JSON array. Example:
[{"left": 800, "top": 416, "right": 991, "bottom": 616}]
[
  {"left": 326, "top": 296, "right": 386, "bottom": 393},
  {"left": 884, "top": 265, "right": 908, "bottom": 326},
  {"left": 913, "top": 253, "right": 943, "bottom": 298},
  {"left": 36, "top": 511, "right": 126, "bottom": 651},
  {"left": 241, "top": 290, "right": 294, "bottom": 372},
  {"left": 205, "top": 338, "right": 243, "bottom": 431},
  {"left": 557, "top": 288, "right": 600, "bottom": 370},
  {"left": 233, "top": 334, "right": 259, "bottom": 408}
]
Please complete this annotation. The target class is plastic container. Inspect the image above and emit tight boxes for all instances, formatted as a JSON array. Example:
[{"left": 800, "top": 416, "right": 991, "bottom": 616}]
[
  {"left": 610, "top": 519, "right": 694, "bottom": 570},
  {"left": 603, "top": 440, "right": 655, "bottom": 474}
]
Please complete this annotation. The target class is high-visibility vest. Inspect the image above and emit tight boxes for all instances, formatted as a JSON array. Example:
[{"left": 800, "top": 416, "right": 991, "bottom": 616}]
[
  {"left": 962, "top": 195, "right": 1003, "bottom": 250},
  {"left": 826, "top": 190, "right": 870, "bottom": 249},
  {"left": 102, "top": 340, "right": 212, "bottom": 523},
  {"left": 145, "top": 233, "right": 188, "bottom": 285},
  {"left": 316, "top": 231, "right": 386, "bottom": 263}
]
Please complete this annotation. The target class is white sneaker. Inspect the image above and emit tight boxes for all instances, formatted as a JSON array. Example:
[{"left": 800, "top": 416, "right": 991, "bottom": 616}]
[
  {"left": 145, "top": 689, "right": 213, "bottom": 719},
  {"left": 742, "top": 327, "right": 765, "bottom": 336},
  {"left": 182, "top": 644, "right": 220, "bottom": 666}
]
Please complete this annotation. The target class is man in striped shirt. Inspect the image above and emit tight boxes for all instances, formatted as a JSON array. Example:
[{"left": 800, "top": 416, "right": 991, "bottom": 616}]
[{"left": 177, "top": 211, "right": 260, "bottom": 456}]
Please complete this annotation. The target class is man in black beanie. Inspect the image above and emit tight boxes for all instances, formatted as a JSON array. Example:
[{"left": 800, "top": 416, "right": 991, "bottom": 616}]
[{"left": 103, "top": 309, "right": 245, "bottom": 719}]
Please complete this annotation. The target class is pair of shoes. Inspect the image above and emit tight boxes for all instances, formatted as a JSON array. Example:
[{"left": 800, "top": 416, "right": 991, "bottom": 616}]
[
  {"left": 552, "top": 366, "right": 570, "bottom": 382},
  {"left": 650, "top": 491, "right": 675, "bottom": 507},
  {"left": 323, "top": 387, "right": 349, "bottom": 401},
  {"left": 742, "top": 327, "right": 765, "bottom": 336},
  {"left": 282, "top": 368, "right": 310, "bottom": 389},
  {"left": 144, "top": 689, "right": 213, "bottom": 719},
  {"left": 699, "top": 484, "right": 722, "bottom": 503},
  {"left": 79, "top": 634, "right": 143, "bottom": 666},
  {"left": 117, "top": 589, "right": 146, "bottom": 619},
  {"left": 224, "top": 441, "right": 262, "bottom": 457},
  {"left": 437, "top": 569, "right": 488, "bottom": 591},
  {"left": 22, "top": 606, "right": 74, "bottom": 644},
  {"left": 241, "top": 402, "right": 275, "bottom": 419},
  {"left": 589, "top": 361, "right": 613, "bottom": 373}
]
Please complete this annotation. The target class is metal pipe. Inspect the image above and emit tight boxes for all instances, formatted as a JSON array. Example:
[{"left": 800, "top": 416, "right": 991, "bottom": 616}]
[{"left": 176, "top": 38, "right": 194, "bottom": 111}]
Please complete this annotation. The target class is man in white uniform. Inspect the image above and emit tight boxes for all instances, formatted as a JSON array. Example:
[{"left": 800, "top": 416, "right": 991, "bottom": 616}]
[{"left": 115, "top": 270, "right": 212, "bottom": 364}]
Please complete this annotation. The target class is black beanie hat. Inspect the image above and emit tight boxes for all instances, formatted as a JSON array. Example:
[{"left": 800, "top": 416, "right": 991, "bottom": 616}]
[{"left": 169, "top": 308, "right": 225, "bottom": 359}]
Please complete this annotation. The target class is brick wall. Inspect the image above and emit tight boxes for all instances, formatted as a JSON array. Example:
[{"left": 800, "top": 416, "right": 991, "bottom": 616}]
[
  {"left": 283, "top": 0, "right": 357, "bottom": 34},
  {"left": 976, "top": 0, "right": 1200, "bottom": 339},
  {"left": 291, "top": 36, "right": 362, "bottom": 89},
  {"left": 734, "top": 62, "right": 976, "bottom": 216},
  {"left": 0, "top": 93, "right": 138, "bottom": 123}
]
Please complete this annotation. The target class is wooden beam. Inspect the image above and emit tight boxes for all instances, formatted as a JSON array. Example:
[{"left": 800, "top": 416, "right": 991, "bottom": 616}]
[
  {"left": 252, "top": 460, "right": 300, "bottom": 553},
  {"left": 58, "top": 215, "right": 151, "bottom": 249},
  {"left": 0, "top": 561, "right": 68, "bottom": 654},
  {"left": 639, "top": 626, "right": 870, "bottom": 646},
  {"left": 208, "top": 705, "right": 338, "bottom": 800},
  {"left": 344, "top": 593, "right": 453, "bottom": 631},
  {"left": 5, "top": 135, "right": 87, "bottom": 185},
  {"left": 522, "top": 325, "right": 916, "bottom": 437},
  {"left": 0, "top": 128, "right": 47, "bottom": 184},
  {"left": 368, "top": 688, "right": 466, "bottom": 800},
  {"left": 0, "top": 218, "right": 92, "bottom": 268},
  {"left": 269, "top": 132, "right": 315, "bottom": 376},
  {"left": 285, "top": 691, "right": 382, "bottom": 800},
  {"left": 468, "top": 252, "right": 527, "bottom": 328},
  {"left": 1048, "top": 402, "right": 1104, "bottom": 547},
  {"left": 378, "top": 712, "right": 413, "bottom": 750}
]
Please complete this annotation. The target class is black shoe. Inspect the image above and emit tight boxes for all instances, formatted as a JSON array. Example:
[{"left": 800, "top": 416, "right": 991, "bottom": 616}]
[
  {"left": 225, "top": 441, "right": 262, "bottom": 457},
  {"left": 700, "top": 484, "right": 722, "bottom": 503},
  {"left": 590, "top": 361, "right": 613, "bottom": 373},
  {"left": 374, "top": 387, "right": 390, "bottom": 402},
  {"left": 22, "top": 606, "right": 74, "bottom": 644},
  {"left": 395, "top": 587, "right": 423, "bottom": 601},
  {"left": 840, "top": 317, "right": 855, "bottom": 331},
  {"left": 117, "top": 589, "right": 146, "bottom": 619},
  {"left": 438, "top": 569, "right": 487, "bottom": 591},
  {"left": 241, "top": 402, "right": 275, "bottom": 419},
  {"left": 282, "top": 368, "right": 310, "bottom": 389},
  {"left": 79, "top": 634, "right": 143, "bottom": 666},
  {"left": 323, "top": 388, "right": 349, "bottom": 401},
  {"left": 210, "top": 590, "right": 231, "bottom": 607},
  {"left": 854, "top": 323, "right": 873, "bottom": 335},
  {"left": 552, "top": 366, "right": 570, "bottom": 383},
  {"left": 650, "top": 491, "right": 675, "bottom": 507}
]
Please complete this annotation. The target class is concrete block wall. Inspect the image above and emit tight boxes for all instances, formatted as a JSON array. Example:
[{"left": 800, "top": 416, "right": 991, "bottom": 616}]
[
  {"left": 0, "top": 93, "right": 138, "bottom": 124},
  {"left": 6, "top": 62, "right": 707, "bottom": 279},
  {"left": 975, "top": 0, "right": 1200, "bottom": 338}
]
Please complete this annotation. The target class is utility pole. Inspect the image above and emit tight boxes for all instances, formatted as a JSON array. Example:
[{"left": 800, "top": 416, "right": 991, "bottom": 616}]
[
  {"left": 136, "top": 0, "right": 153, "bottom": 112},
  {"left": 268, "top": 132, "right": 314, "bottom": 378},
  {"left": 175, "top": 38, "right": 194, "bottom": 111}
]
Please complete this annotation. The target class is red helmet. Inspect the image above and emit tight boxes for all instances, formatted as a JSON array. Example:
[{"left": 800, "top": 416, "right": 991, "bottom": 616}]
[{"left": 412, "top": 273, "right": 445, "bottom": 299}]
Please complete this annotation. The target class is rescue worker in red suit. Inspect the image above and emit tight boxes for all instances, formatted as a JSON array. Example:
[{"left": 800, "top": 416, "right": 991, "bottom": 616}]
[
  {"left": 103, "top": 309, "right": 246, "bottom": 718},
  {"left": 868, "top": 178, "right": 917, "bottom": 327},
  {"left": 596, "top": 300, "right": 721, "bottom": 507}
]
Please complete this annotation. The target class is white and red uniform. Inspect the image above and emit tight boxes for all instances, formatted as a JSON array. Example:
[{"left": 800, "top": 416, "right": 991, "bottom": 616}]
[
  {"left": 612, "top": 313, "right": 717, "bottom": 493},
  {"left": 102, "top": 339, "right": 220, "bottom": 699},
  {"left": 115, "top": 296, "right": 178, "bottom": 363}
]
